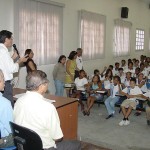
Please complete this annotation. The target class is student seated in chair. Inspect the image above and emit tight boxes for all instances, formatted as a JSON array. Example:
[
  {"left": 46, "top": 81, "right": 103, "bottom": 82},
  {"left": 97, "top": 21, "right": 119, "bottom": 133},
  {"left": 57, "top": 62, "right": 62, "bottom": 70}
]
[
  {"left": 104, "top": 76, "right": 121, "bottom": 119},
  {"left": 119, "top": 77, "right": 143, "bottom": 126},
  {"left": 0, "top": 69, "right": 14, "bottom": 148},
  {"left": 13, "top": 70, "right": 81, "bottom": 150},
  {"left": 83, "top": 75, "right": 103, "bottom": 116},
  {"left": 72, "top": 69, "right": 89, "bottom": 112}
]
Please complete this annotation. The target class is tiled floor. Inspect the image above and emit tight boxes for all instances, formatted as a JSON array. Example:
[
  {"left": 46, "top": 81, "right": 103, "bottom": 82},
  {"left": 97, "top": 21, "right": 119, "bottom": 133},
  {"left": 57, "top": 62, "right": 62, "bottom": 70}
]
[{"left": 78, "top": 102, "right": 150, "bottom": 150}]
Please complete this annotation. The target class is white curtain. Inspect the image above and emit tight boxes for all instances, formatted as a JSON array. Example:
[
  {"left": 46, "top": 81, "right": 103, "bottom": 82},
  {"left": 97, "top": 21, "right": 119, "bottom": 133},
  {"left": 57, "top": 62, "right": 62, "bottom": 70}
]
[
  {"left": 113, "top": 19, "right": 132, "bottom": 57},
  {"left": 79, "top": 10, "right": 106, "bottom": 60},
  {"left": 14, "top": 0, "right": 63, "bottom": 65}
]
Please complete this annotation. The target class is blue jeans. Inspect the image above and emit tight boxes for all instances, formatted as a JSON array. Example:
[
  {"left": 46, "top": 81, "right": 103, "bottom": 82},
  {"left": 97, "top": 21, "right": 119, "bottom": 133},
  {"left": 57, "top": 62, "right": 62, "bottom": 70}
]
[
  {"left": 54, "top": 80, "right": 64, "bottom": 96},
  {"left": 104, "top": 96, "right": 119, "bottom": 115}
]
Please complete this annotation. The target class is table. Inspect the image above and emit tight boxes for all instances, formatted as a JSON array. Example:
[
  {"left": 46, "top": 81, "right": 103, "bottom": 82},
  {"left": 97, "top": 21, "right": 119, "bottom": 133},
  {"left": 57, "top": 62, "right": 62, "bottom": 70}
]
[{"left": 13, "top": 88, "right": 78, "bottom": 140}]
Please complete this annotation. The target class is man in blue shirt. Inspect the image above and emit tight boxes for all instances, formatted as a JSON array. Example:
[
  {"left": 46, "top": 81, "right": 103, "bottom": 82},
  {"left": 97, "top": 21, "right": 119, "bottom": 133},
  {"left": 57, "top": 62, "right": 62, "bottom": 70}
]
[{"left": 0, "top": 69, "right": 14, "bottom": 148}]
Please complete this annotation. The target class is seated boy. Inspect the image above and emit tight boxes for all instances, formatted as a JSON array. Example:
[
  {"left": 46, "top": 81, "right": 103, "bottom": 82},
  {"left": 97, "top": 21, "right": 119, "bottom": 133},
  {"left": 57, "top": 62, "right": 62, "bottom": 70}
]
[
  {"left": 104, "top": 76, "right": 121, "bottom": 119},
  {"left": 119, "top": 77, "right": 143, "bottom": 126},
  {"left": 72, "top": 70, "right": 89, "bottom": 111}
]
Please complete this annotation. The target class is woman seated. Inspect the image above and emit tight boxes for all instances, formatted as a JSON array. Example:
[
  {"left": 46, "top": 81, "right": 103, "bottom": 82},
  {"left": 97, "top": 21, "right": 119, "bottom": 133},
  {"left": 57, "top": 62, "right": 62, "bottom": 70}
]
[
  {"left": 24, "top": 49, "right": 37, "bottom": 73},
  {"left": 71, "top": 70, "right": 89, "bottom": 112},
  {"left": 83, "top": 75, "right": 103, "bottom": 116}
]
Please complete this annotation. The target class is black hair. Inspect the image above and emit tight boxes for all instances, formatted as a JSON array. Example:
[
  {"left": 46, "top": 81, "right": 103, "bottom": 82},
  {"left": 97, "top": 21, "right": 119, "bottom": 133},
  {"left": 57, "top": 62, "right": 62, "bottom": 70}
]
[
  {"left": 79, "top": 69, "right": 85, "bottom": 74},
  {"left": 109, "top": 65, "right": 113, "bottom": 69},
  {"left": 25, "top": 49, "right": 32, "bottom": 56},
  {"left": 128, "top": 61, "right": 133, "bottom": 66},
  {"left": 115, "top": 62, "right": 119, "bottom": 65},
  {"left": 94, "top": 69, "right": 99, "bottom": 75},
  {"left": 0, "top": 30, "right": 12, "bottom": 43},
  {"left": 68, "top": 51, "right": 77, "bottom": 60},
  {"left": 92, "top": 75, "right": 101, "bottom": 84},
  {"left": 130, "top": 77, "right": 136, "bottom": 84},
  {"left": 58, "top": 55, "right": 66, "bottom": 63},
  {"left": 118, "top": 68, "right": 123, "bottom": 71},
  {"left": 113, "top": 75, "right": 121, "bottom": 84}
]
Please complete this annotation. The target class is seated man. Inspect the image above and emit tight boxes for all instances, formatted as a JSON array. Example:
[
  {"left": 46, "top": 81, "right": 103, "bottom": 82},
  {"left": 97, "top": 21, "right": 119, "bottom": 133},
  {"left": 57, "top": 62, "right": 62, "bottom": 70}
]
[
  {"left": 13, "top": 70, "right": 81, "bottom": 150},
  {"left": 119, "top": 77, "right": 143, "bottom": 126},
  {"left": 0, "top": 69, "right": 14, "bottom": 148}
]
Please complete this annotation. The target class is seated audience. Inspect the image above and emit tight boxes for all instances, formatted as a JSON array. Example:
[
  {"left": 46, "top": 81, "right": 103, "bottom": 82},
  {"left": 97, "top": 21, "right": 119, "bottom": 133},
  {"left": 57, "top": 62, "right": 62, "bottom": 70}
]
[
  {"left": 140, "top": 63, "right": 148, "bottom": 79},
  {"left": 103, "top": 69, "right": 113, "bottom": 91},
  {"left": 72, "top": 70, "right": 89, "bottom": 111},
  {"left": 124, "top": 62, "right": 135, "bottom": 76},
  {"left": 0, "top": 69, "right": 14, "bottom": 148},
  {"left": 121, "top": 59, "right": 127, "bottom": 70},
  {"left": 119, "top": 77, "right": 143, "bottom": 126},
  {"left": 13, "top": 70, "right": 81, "bottom": 150},
  {"left": 104, "top": 76, "right": 121, "bottom": 119},
  {"left": 134, "top": 60, "right": 140, "bottom": 69},
  {"left": 118, "top": 68, "right": 125, "bottom": 84},
  {"left": 53, "top": 55, "right": 66, "bottom": 96},
  {"left": 112, "top": 62, "right": 120, "bottom": 76},
  {"left": 123, "top": 72, "right": 132, "bottom": 88},
  {"left": 83, "top": 75, "right": 103, "bottom": 116},
  {"left": 134, "top": 67, "right": 140, "bottom": 78},
  {"left": 24, "top": 49, "right": 37, "bottom": 73}
]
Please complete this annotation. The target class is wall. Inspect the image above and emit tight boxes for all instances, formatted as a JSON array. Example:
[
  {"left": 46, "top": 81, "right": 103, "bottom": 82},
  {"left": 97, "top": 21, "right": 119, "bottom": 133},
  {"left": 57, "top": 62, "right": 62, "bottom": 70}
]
[{"left": 0, "top": 0, "right": 150, "bottom": 94}]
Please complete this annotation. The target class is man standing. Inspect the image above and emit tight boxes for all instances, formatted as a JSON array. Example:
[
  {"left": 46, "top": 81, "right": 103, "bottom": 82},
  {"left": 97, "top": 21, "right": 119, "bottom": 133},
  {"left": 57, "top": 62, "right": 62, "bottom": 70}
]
[
  {"left": 75, "top": 48, "right": 83, "bottom": 79},
  {"left": 0, "top": 30, "right": 28, "bottom": 107},
  {"left": 14, "top": 70, "right": 81, "bottom": 150}
]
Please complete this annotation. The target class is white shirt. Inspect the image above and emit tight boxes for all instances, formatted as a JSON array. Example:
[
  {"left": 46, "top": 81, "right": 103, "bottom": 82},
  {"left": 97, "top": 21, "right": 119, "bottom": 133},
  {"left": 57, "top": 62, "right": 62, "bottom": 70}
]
[
  {"left": 76, "top": 56, "right": 83, "bottom": 70},
  {"left": 124, "top": 78, "right": 130, "bottom": 87},
  {"left": 74, "top": 77, "right": 88, "bottom": 91},
  {"left": 143, "top": 92, "right": 150, "bottom": 98},
  {"left": 13, "top": 91, "right": 63, "bottom": 149},
  {"left": 0, "top": 44, "right": 19, "bottom": 81},
  {"left": 110, "top": 84, "right": 120, "bottom": 98},
  {"left": 122, "top": 86, "right": 142, "bottom": 101},
  {"left": 124, "top": 68, "right": 135, "bottom": 76}
]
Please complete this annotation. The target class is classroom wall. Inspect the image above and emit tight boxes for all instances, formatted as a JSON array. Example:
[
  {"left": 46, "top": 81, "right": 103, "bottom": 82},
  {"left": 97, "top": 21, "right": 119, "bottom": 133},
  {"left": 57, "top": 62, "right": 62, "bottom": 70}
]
[{"left": 0, "top": 0, "right": 150, "bottom": 94}]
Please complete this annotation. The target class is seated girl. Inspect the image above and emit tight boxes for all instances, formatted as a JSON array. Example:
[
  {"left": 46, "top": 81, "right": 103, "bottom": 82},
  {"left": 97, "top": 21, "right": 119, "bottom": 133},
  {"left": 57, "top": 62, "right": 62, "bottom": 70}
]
[
  {"left": 83, "top": 75, "right": 103, "bottom": 116},
  {"left": 71, "top": 70, "right": 89, "bottom": 111}
]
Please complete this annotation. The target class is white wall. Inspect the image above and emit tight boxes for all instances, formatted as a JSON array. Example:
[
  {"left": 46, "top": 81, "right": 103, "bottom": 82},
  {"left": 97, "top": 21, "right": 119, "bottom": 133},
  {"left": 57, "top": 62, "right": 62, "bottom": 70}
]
[{"left": 0, "top": 0, "right": 150, "bottom": 94}]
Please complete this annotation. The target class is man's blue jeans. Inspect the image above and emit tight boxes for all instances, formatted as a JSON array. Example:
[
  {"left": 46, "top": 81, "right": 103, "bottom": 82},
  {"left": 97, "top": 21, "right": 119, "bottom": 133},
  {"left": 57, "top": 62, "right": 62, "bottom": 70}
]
[
  {"left": 104, "top": 96, "right": 119, "bottom": 115},
  {"left": 54, "top": 80, "right": 64, "bottom": 96}
]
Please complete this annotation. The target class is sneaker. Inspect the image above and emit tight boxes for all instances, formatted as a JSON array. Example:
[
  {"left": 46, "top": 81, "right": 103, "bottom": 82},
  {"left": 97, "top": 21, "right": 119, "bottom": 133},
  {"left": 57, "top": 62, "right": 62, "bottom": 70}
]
[
  {"left": 105, "top": 114, "right": 113, "bottom": 119},
  {"left": 124, "top": 120, "right": 130, "bottom": 126},
  {"left": 119, "top": 120, "right": 125, "bottom": 126}
]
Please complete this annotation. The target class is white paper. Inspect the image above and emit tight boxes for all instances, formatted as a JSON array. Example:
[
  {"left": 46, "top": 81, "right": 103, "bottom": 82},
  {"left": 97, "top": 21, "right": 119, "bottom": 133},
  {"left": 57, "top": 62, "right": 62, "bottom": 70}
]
[
  {"left": 14, "top": 93, "right": 25, "bottom": 98},
  {"left": 44, "top": 98, "right": 56, "bottom": 103},
  {"left": 96, "top": 91, "right": 106, "bottom": 94}
]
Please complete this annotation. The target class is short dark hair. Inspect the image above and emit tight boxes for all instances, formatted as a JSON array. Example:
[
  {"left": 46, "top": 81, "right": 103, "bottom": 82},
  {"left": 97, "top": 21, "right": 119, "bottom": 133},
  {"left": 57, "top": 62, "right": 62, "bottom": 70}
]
[
  {"left": 26, "top": 70, "right": 49, "bottom": 91},
  {"left": 25, "top": 49, "right": 32, "bottom": 56},
  {"left": 68, "top": 51, "right": 77, "bottom": 60},
  {"left": 0, "top": 30, "right": 12, "bottom": 43},
  {"left": 94, "top": 69, "right": 99, "bottom": 75},
  {"left": 118, "top": 68, "right": 123, "bottom": 71},
  {"left": 113, "top": 75, "right": 121, "bottom": 84},
  {"left": 109, "top": 65, "right": 113, "bottom": 69},
  {"left": 79, "top": 69, "right": 85, "bottom": 74},
  {"left": 58, "top": 55, "right": 66, "bottom": 63},
  {"left": 130, "top": 77, "right": 136, "bottom": 84}
]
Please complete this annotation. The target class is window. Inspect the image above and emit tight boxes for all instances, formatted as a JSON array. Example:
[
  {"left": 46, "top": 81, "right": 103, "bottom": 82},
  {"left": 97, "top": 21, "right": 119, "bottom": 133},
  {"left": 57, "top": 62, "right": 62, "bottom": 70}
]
[
  {"left": 135, "top": 29, "right": 144, "bottom": 51},
  {"left": 14, "top": 0, "right": 63, "bottom": 65},
  {"left": 113, "top": 19, "right": 132, "bottom": 57},
  {"left": 79, "top": 10, "right": 106, "bottom": 60}
]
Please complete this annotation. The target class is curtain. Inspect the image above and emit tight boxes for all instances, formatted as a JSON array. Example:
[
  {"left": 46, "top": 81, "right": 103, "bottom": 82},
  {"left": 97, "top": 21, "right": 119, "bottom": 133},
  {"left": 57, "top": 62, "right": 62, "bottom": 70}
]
[
  {"left": 113, "top": 19, "right": 132, "bottom": 57},
  {"left": 79, "top": 10, "right": 106, "bottom": 60},
  {"left": 14, "top": 0, "right": 63, "bottom": 65}
]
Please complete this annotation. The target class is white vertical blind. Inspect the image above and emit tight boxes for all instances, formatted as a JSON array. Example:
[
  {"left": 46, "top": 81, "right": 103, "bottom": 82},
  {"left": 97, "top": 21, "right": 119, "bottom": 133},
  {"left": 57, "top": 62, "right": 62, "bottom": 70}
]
[
  {"left": 113, "top": 19, "right": 132, "bottom": 57},
  {"left": 14, "top": 0, "right": 63, "bottom": 65},
  {"left": 79, "top": 10, "right": 106, "bottom": 60}
]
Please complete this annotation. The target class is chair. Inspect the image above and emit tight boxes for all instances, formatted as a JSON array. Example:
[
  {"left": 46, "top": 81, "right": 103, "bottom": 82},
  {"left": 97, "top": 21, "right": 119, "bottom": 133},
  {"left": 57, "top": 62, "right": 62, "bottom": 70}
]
[{"left": 10, "top": 122, "right": 43, "bottom": 150}]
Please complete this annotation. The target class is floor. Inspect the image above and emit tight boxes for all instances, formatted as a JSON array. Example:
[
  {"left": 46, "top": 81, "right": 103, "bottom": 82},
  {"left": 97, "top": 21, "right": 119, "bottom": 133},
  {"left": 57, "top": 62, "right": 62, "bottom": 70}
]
[{"left": 78, "top": 102, "right": 150, "bottom": 150}]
